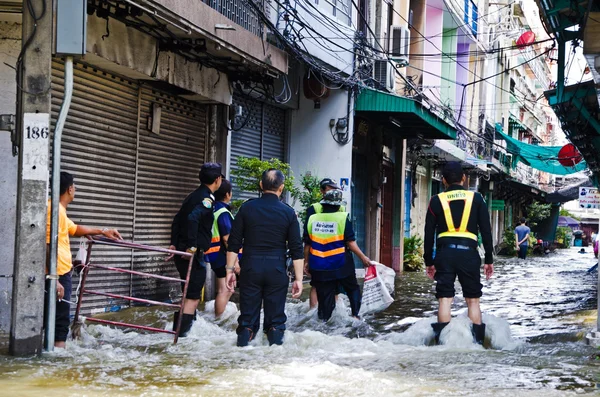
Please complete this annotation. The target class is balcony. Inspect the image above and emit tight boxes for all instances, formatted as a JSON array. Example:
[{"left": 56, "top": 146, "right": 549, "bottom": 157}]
[
  {"left": 445, "top": 0, "right": 489, "bottom": 49},
  {"left": 203, "top": 0, "right": 264, "bottom": 36}
]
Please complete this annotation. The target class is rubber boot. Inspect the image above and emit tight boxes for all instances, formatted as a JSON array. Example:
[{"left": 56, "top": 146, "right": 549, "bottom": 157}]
[
  {"left": 173, "top": 311, "right": 195, "bottom": 337},
  {"left": 237, "top": 327, "right": 254, "bottom": 347},
  {"left": 266, "top": 328, "right": 284, "bottom": 346},
  {"left": 431, "top": 322, "right": 450, "bottom": 344},
  {"left": 472, "top": 323, "right": 486, "bottom": 345}
]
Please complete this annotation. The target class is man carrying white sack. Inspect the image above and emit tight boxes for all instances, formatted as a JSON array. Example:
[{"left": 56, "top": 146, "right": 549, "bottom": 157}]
[{"left": 304, "top": 189, "right": 371, "bottom": 321}]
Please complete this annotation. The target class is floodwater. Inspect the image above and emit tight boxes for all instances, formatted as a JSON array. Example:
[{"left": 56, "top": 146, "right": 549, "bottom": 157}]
[{"left": 1, "top": 247, "right": 599, "bottom": 396}]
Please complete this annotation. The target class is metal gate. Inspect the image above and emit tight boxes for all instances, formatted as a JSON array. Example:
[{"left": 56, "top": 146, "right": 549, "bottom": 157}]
[
  {"left": 230, "top": 95, "right": 286, "bottom": 201},
  {"left": 51, "top": 60, "right": 208, "bottom": 314}
]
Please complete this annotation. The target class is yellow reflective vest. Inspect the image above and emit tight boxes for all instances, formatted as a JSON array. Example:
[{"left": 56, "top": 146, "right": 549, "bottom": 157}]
[{"left": 437, "top": 190, "right": 478, "bottom": 241}]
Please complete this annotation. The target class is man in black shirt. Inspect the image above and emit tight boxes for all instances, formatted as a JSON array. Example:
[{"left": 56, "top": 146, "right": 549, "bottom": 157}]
[
  {"left": 225, "top": 169, "right": 304, "bottom": 346},
  {"left": 168, "top": 162, "right": 223, "bottom": 336},
  {"left": 424, "top": 162, "right": 494, "bottom": 345}
]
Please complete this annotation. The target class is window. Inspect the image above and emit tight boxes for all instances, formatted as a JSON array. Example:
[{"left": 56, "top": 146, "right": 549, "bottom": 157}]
[{"left": 323, "top": 0, "right": 352, "bottom": 25}]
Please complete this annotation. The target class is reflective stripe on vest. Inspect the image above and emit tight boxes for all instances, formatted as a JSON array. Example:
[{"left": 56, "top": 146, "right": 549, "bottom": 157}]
[
  {"left": 307, "top": 211, "right": 348, "bottom": 271},
  {"left": 312, "top": 203, "right": 346, "bottom": 214},
  {"left": 205, "top": 207, "right": 230, "bottom": 262},
  {"left": 437, "top": 190, "right": 478, "bottom": 241}
]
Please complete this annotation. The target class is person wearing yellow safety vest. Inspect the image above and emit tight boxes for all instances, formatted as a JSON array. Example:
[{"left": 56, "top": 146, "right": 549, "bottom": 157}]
[
  {"left": 303, "top": 178, "right": 346, "bottom": 315},
  {"left": 204, "top": 179, "right": 239, "bottom": 318},
  {"left": 424, "top": 162, "right": 494, "bottom": 345},
  {"left": 305, "top": 189, "right": 371, "bottom": 321}
]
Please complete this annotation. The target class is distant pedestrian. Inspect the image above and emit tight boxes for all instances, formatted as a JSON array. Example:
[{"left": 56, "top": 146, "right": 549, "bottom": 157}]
[
  {"left": 204, "top": 178, "right": 238, "bottom": 317},
  {"left": 46, "top": 172, "right": 122, "bottom": 348},
  {"left": 226, "top": 169, "right": 304, "bottom": 346},
  {"left": 424, "top": 162, "right": 494, "bottom": 345},
  {"left": 167, "top": 163, "right": 223, "bottom": 336},
  {"left": 515, "top": 218, "right": 531, "bottom": 260},
  {"left": 305, "top": 189, "right": 370, "bottom": 321}
]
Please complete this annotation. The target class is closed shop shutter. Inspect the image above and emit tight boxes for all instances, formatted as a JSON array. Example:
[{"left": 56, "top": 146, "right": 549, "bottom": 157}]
[
  {"left": 132, "top": 87, "right": 208, "bottom": 301},
  {"left": 51, "top": 61, "right": 209, "bottom": 314},
  {"left": 230, "top": 95, "right": 287, "bottom": 201},
  {"left": 51, "top": 60, "right": 138, "bottom": 314}
]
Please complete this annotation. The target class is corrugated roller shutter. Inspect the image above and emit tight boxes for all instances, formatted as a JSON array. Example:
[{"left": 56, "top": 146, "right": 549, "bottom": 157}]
[
  {"left": 230, "top": 95, "right": 286, "bottom": 201},
  {"left": 132, "top": 87, "right": 208, "bottom": 301},
  {"left": 262, "top": 103, "right": 286, "bottom": 161},
  {"left": 51, "top": 60, "right": 138, "bottom": 314}
]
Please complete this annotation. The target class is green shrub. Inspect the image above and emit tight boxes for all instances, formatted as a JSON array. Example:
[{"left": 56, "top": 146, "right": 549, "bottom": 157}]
[
  {"left": 290, "top": 172, "right": 323, "bottom": 222},
  {"left": 556, "top": 226, "right": 572, "bottom": 248},
  {"left": 502, "top": 228, "right": 517, "bottom": 256},
  {"left": 404, "top": 235, "right": 424, "bottom": 272}
]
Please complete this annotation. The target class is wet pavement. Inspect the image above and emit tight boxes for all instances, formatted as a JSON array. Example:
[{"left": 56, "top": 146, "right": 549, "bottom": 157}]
[{"left": 0, "top": 247, "right": 599, "bottom": 396}]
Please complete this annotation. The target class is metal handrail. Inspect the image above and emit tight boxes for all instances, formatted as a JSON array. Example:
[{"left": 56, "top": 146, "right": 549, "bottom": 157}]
[{"left": 72, "top": 236, "right": 194, "bottom": 344}]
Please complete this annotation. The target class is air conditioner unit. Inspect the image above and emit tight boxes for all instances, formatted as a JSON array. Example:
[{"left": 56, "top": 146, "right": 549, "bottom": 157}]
[
  {"left": 389, "top": 25, "right": 410, "bottom": 66},
  {"left": 373, "top": 59, "right": 395, "bottom": 91}
]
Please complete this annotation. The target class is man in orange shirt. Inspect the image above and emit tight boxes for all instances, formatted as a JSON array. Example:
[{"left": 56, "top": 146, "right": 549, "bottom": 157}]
[{"left": 46, "top": 172, "right": 121, "bottom": 348}]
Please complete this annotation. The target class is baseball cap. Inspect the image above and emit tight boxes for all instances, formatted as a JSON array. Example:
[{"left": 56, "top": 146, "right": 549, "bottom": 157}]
[
  {"left": 320, "top": 178, "right": 340, "bottom": 189},
  {"left": 199, "top": 162, "right": 224, "bottom": 181},
  {"left": 442, "top": 161, "right": 464, "bottom": 181}
]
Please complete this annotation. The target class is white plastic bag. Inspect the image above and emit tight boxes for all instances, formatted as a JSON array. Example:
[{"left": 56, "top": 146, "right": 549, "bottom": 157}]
[
  {"left": 74, "top": 239, "right": 87, "bottom": 266},
  {"left": 359, "top": 265, "right": 394, "bottom": 316},
  {"left": 374, "top": 262, "right": 395, "bottom": 296}
]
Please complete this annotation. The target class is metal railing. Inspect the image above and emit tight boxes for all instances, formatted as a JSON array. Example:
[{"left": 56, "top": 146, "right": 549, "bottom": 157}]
[
  {"left": 204, "top": 0, "right": 264, "bottom": 37},
  {"left": 72, "top": 237, "right": 194, "bottom": 344}
]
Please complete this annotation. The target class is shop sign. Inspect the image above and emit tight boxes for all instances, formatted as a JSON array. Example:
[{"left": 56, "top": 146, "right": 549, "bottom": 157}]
[
  {"left": 579, "top": 187, "right": 600, "bottom": 209},
  {"left": 491, "top": 200, "right": 505, "bottom": 211}
]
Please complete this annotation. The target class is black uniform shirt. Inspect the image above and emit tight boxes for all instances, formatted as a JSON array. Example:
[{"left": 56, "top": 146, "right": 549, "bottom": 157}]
[
  {"left": 424, "top": 184, "right": 493, "bottom": 266},
  {"left": 170, "top": 184, "right": 214, "bottom": 252},
  {"left": 305, "top": 204, "right": 356, "bottom": 281},
  {"left": 227, "top": 193, "right": 303, "bottom": 260}
]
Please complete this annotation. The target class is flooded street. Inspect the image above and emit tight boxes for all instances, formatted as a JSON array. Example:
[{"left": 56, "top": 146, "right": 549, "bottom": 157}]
[{"left": 1, "top": 247, "right": 599, "bottom": 396}]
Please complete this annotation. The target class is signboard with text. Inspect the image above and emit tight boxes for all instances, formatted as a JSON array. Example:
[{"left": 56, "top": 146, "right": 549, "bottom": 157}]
[{"left": 579, "top": 187, "right": 600, "bottom": 209}]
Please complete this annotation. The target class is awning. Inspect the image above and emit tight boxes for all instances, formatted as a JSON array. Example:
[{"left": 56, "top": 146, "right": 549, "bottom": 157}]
[
  {"left": 495, "top": 178, "right": 546, "bottom": 203},
  {"left": 355, "top": 89, "right": 457, "bottom": 140},
  {"left": 544, "top": 81, "right": 600, "bottom": 185},
  {"left": 558, "top": 216, "right": 580, "bottom": 227}
]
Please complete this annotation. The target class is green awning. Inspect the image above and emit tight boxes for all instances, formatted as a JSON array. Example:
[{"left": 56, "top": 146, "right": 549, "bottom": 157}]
[
  {"left": 544, "top": 81, "right": 600, "bottom": 185},
  {"left": 508, "top": 113, "right": 527, "bottom": 132},
  {"left": 355, "top": 89, "right": 457, "bottom": 140}
]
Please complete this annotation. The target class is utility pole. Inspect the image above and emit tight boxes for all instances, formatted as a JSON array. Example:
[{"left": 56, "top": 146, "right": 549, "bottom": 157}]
[{"left": 9, "top": 0, "right": 53, "bottom": 356}]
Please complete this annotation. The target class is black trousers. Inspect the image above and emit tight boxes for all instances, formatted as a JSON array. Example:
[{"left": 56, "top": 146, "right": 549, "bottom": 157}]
[
  {"left": 44, "top": 271, "right": 72, "bottom": 342},
  {"left": 175, "top": 254, "right": 207, "bottom": 300},
  {"left": 237, "top": 255, "right": 289, "bottom": 336},
  {"left": 312, "top": 274, "right": 361, "bottom": 321},
  {"left": 434, "top": 245, "right": 482, "bottom": 299}
]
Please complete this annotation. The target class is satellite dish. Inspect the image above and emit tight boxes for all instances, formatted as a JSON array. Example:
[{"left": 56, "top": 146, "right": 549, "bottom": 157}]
[
  {"left": 516, "top": 31, "right": 536, "bottom": 49},
  {"left": 557, "top": 143, "right": 583, "bottom": 167}
]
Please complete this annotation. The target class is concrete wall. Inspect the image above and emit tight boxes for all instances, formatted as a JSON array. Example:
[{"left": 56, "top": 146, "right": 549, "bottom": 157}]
[
  {"left": 0, "top": 21, "right": 20, "bottom": 332},
  {"left": 423, "top": 7, "right": 443, "bottom": 104},
  {"left": 288, "top": 83, "right": 354, "bottom": 214}
]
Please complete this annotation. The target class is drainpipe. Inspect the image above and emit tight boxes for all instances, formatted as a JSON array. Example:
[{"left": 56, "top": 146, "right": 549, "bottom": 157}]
[{"left": 45, "top": 56, "right": 74, "bottom": 351}]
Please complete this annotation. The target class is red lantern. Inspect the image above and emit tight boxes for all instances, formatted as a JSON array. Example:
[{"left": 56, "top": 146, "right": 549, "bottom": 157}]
[
  {"left": 516, "top": 31, "right": 536, "bottom": 49},
  {"left": 557, "top": 143, "right": 583, "bottom": 167}
]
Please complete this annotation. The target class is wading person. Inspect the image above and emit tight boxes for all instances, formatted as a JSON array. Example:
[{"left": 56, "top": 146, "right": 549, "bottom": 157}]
[
  {"left": 167, "top": 163, "right": 223, "bottom": 336},
  {"left": 204, "top": 178, "right": 238, "bottom": 317},
  {"left": 304, "top": 178, "right": 346, "bottom": 312},
  {"left": 514, "top": 218, "right": 531, "bottom": 260},
  {"left": 46, "top": 172, "right": 122, "bottom": 348},
  {"left": 304, "top": 189, "right": 370, "bottom": 321},
  {"left": 424, "top": 162, "right": 494, "bottom": 345},
  {"left": 225, "top": 169, "right": 304, "bottom": 346}
]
